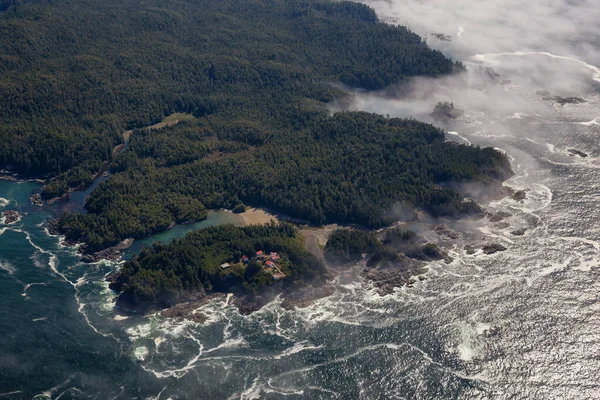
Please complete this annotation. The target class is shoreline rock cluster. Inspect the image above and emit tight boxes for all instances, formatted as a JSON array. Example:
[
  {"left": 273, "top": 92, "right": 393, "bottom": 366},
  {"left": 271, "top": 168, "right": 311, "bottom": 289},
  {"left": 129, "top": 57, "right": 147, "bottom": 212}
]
[
  {"left": 2, "top": 210, "right": 21, "bottom": 224},
  {"left": 43, "top": 180, "right": 523, "bottom": 321},
  {"left": 47, "top": 218, "right": 134, "bottom": 263}
]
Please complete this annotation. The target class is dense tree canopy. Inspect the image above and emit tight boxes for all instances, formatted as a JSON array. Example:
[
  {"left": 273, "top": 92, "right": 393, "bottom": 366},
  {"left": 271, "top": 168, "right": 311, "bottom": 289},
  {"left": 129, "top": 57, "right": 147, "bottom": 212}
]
[
  {"left": 0, "top": 0, "right": 455, "bottom": 177},
  {"left": 0, "top": 0, "right": 511, "bottom": 253},
  {"left": 111, "top": 222, "right": 326, "bottom": 311},
  {"left": 58, "top": 112, "right": 511, "bottom": 252}
]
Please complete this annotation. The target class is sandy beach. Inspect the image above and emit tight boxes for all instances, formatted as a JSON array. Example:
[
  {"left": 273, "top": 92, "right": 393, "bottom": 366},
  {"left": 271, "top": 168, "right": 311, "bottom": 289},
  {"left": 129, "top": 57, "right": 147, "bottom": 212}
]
[{"left": 238, "top": 208, "right": 278, "bottom": 225}]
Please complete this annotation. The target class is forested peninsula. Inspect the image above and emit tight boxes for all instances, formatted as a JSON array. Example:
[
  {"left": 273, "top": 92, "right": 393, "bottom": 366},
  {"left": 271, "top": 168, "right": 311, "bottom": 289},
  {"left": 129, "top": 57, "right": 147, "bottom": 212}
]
[{"left": 0, "top": 0, "right": 513, "bottom": 313}]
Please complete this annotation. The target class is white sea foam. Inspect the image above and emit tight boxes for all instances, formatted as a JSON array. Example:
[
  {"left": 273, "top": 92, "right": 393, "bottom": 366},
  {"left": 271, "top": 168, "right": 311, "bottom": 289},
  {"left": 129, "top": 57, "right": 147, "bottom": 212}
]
[
  {"left": 447, "top": 131, "right": 472, "bottom": 145},
  {"left": 205, "top": 337, "right": 248, "bottom": 353},
  {"left": 572, "top": 257, "right": 600, "bottom": 272},
  {"left": 146, "top": 385, "right": 169, "bottom": 400},
  {"left": 273, "top": 341, "right": 323, "bottom": 360},
  {"left": 126, "top": 323, "right": 153, "bottom": 341},
  {"left": 0, "top": 197, "right": 9, "bottom": 208},
  {"left": 0, "top": 259, "right": 15, "bottom": 275},
  {"left": 454, "top": 323, "right": 483, "bottom": 362},
  {"left": 143, "top": 333, "right": 204, "bottom": 379},
  {"left": 510, "top": 112, "right": 528, "bottom": 119},
  {"left": 223, "top": 292, "right": 233, "bottom": 308},
  {"left": 36, "top": 379, "right": 71, "bottom": 400},
  {"left": 577, "top": 117, "right": 600, "bottom": 127},
  {"left": 134, "top": 346, "right": 150, "bottom": 361},
  {"left": 0, "top": 391, "right": 23, "bottom": 397},
  {"left": 22, "top": 282, "right": 46, "bottom": 297},
  {"left": 472, "top": 52, "right": 600, "bottom": 83}
]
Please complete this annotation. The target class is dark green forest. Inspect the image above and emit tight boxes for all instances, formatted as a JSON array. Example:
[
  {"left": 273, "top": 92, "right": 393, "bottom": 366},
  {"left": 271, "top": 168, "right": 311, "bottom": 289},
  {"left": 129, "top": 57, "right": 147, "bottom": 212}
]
[
  {"left": 0, "top": 0, "right": 455, "bottom": 176},
  {"left": 325, "top": 226, "right": 445, "bottom": 266},
  {"left": 1, "top": 0, "right": 511, "bottom": 254},
  {"left": 111, "top": 222, "right": 326, "bottom": 311},
  {"left": 56, "top": 112, "right": 512, "bottom": 252}
]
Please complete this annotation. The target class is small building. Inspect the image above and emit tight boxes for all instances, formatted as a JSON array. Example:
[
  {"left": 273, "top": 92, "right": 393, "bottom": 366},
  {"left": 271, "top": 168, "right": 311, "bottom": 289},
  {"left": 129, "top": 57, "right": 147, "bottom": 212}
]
[
  {"left": 270, "top": 252, "right": 280, "bottom": 260},
  {"left": 256, "top": 250, "right": 263, "bottom": 256},
  {"left": 272, "top": 272, "right": 286, "bottom": 280},
  {"left": 242, "top": 255, "right": 249, "bottom": 263},
  {"left": 220, "top": 263, "right": 231, "bottom": 269},
  {"left": 265, "top": 260, "right": 275, "bottom": 268}
]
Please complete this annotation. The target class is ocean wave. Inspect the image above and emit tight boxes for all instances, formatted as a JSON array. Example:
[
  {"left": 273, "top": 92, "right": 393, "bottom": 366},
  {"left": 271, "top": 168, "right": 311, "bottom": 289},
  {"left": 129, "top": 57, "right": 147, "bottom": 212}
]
[
  {"left": 142, "top": 333, "right": 205, "bottom": 379},
  {"left": 22, "top": 282, "right": 47, "bottom": 298},
  {"left": 0, "top": 259, "right": 16, "bottom": 275},
  {"left": 472, "top": 52, "right": 600, "bottom": 83},
  {"left": 272, "top": 341, "right": 323, "bottom": 360}
]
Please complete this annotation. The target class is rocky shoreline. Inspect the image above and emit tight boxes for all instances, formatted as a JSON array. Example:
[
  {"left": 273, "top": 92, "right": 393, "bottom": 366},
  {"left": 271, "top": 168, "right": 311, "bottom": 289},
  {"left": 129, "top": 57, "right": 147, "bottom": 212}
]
[
  {"left": 47, "top": 218, "right": 134, "bottom": 263},
  {"left": 81, "top": 238, "right": 135, "bottom": 263},
  {"left": 2, "top": 210, "right": 21, "bottom": 225},
  {"left": 0, "top": 170, "right": 46, "bottom": 184},
  {"left": 41, "top": 174, "right": 523, "bottom": 323}
]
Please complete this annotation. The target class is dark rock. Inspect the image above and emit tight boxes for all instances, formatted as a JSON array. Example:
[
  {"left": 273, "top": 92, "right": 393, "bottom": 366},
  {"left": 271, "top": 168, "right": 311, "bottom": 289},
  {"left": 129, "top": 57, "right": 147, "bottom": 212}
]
[
  {"left": 235, "top": 295, "right": 268, "bottom": 315},
  {"left": 433, "top": 224, "right": 460, "bottom": 240},
  {"left": 482, "top": 243, "right": 507, "bottom": 255},
  {"left": 30, "top": 193, "right": 44, "bottom": 207},
  {"left": 81, "top": 238, "right": 134, "bottom": 263},
  {"left": 495, "top": 222, "right": 510, "bottom": 229},
  {"left": 488, "top": 214, "right": 503, "bottom": 223},
  {"left": 536, "top": 90, "right": 551, "bottom": 96},
  {"left": 160, "top": 294, "right": 221, "bottom": 323},
  {"left": 360, "top": 256, "right": 427, "bottom": 295},
  {"left": 45, "top": 192, "right": 71, "bottom": 205},
  {"left": 421, "top": 243, "right": 445, "bottom": 260},
  {"left": 488, "top": 210, "right": 512, "bottom": 223},
  {"left": 281, "top": 283, "right": 336, "bottom": 310},
  {"left": 81, "top": 247, "right": 122, "bottom": 263},
  {"left": 542, "top": 96, "right": 586, "bottom": 105},
  {"left": 511, "top": 190, "right": 527, "bottom": 201},
  {"left": 430, "top": 102, "right": 464, "bottom": 121},
  {"left": 511, "top": 228, "right": 527, "bottom": 236},
  {"left": 46, "top": 218, "right": 61, "bottom": 236},
  {"left": 0, "top": 174, "right": 18, "bottom": 182},
  {"left": 567, "top": 149, "right": 588, "bottom": 157},
  {"left": 2, "top": 210, "right": 20, "bottom": 224},
  {"left": 464, "top": 245, "right": 477, "bottom": 255}
]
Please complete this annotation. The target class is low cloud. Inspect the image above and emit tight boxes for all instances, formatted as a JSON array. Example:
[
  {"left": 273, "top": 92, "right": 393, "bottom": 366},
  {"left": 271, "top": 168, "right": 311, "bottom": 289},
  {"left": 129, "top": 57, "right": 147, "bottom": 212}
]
[{"left": 339, "top": 0, "right": 600, "bottom": 153}]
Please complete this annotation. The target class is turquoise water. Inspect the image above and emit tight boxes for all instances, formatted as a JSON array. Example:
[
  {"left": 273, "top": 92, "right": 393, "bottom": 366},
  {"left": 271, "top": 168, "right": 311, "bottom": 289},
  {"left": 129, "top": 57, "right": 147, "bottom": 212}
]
[
  {"left": 0, "top": 181, "right": 243, "bottom": 398},
  {"left": 125, "top": 211, "right": 243, "bottom": 258}
]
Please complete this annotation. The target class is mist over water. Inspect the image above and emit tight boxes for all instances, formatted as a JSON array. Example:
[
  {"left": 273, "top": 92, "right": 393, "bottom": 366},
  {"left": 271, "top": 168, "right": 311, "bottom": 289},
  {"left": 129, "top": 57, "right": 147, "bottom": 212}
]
[{"left": 1, "top": 1, "right": 600, "bottom": 399}]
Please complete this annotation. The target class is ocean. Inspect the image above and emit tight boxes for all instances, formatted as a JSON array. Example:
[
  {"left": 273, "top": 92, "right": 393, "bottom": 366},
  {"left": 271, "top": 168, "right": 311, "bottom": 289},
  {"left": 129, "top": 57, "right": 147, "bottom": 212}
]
[{"left": 1, "top": 0, "right": 600, "bottom": 398}]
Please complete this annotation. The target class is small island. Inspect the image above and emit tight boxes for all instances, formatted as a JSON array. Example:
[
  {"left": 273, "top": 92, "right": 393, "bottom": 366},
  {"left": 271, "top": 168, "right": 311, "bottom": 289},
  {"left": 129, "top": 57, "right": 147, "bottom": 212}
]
[
  {"left": 109, "top": 222, "right": 329, "bottom": 314},
  {"left": 430, "top": 102, "right": 465, "bottom": 121},
  {"left": 568, "top": 148, "right": 588, "bottom": 158},
  {"left": 2, "top": 210, "right": 21, "bottom": 225}
]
